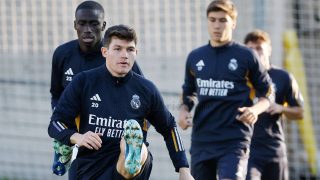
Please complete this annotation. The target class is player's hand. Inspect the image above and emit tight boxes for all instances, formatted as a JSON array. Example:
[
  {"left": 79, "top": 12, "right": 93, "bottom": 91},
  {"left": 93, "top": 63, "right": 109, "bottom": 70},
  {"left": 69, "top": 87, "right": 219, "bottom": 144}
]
[
  {"left": 179, "top": 168, "right": 194, "bottom": 180},
  {"left": 236, "top": 107, "right": 258, "bottom": 125},
  {"left": 266, "top": 103, "right": 283, "bottom": 115},
  {"left": 70, "top": 131, "right": 102, "bottom": 150},
  {"left": 178, "top": 105, "right": 193, "bottom": 130}
]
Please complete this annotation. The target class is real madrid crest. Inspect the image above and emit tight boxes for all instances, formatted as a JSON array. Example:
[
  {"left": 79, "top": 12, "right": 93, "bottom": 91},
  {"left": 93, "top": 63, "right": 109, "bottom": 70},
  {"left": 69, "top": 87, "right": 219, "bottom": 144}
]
[
  {"left": 228, "top": 58, "right": 238, "bottom": 71},
  {"left": 130, "top": 94, "right": 141, "bottom": 109}
]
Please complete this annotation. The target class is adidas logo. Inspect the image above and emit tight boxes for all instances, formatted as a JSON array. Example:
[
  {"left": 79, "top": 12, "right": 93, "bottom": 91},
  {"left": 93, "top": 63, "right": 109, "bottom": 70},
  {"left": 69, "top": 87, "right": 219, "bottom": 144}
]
[
  {"left": 65, "top": 68, "right": 74, "bottom": 75},
  {"left": 90, "top": 94, "right": 101, "bottom": 101},
  {"left": 196, "top": 60, "right": 205, "bottom": 71}
]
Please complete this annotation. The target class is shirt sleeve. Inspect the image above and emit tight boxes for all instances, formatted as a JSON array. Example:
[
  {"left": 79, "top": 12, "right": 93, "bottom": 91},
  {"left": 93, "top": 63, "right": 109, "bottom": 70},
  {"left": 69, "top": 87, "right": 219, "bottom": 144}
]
[
  {"left": 146, "top": 84, "right": 189, "bottom": 172},
  {"left": 285, "top": 73, "right": 304, "bottom": 107},
  {"left": 181, "top": 53, "right": 196, "bottom": 111},
  {"left": 248, "top": 52, "right": 274, "bottom": 102},
  {"left": 48, "top": 73, "right": 84, "bottom": 145},
  {"left": 50, "top": 50, "right": 64, "bottom": 110}
]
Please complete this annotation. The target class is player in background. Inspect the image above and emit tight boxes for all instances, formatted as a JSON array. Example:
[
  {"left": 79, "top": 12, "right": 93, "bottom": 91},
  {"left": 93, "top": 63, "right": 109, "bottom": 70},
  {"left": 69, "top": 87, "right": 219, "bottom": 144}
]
[
  {"left": 48, "top": 24, "right": 194, "bottom": 180},
  {"left": 178, "top": 0, "right": 273, "bottom": 179},
  {"left": 244, "top": 29, "right": 304, "bottom": 180},
  {"left": 50, "top": 1, "right": 143, "bottom": 176}
]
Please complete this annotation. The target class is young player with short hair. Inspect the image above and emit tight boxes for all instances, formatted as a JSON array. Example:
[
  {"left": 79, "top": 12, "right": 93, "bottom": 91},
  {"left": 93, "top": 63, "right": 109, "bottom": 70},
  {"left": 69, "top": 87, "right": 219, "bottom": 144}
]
[
  {"left": 48, "top": 24, "right": 194, "bottom": 180},
  {"left": 179, "top": 1, "right": 273, "bottom": 179}
]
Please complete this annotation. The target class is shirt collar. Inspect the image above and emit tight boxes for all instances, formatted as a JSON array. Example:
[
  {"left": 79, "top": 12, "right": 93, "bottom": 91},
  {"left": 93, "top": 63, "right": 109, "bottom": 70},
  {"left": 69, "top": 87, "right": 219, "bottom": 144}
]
[{"left": 104, "top": 66, "right": 133, "bottom": 85}]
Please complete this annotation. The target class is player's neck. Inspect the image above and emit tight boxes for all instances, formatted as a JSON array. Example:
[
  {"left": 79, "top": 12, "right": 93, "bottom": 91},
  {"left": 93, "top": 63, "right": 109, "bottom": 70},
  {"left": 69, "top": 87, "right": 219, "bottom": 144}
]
[
  {"left": 105, "top": 64, "right": 127, "bottom": 78},
  {"left": 79, "top": 42, "right": 101, "bottom": 54},
  {"left": 210, "top": 39, "right": 232, "bottom": 47}
]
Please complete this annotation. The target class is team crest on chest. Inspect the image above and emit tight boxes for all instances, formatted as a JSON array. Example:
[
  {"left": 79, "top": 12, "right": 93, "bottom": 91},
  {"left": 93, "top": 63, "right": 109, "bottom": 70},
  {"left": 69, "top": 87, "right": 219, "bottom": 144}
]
[
  {"left": 130, "top": 94, "right": 141, "bottom": 109},
  {"left": 196, "top": 60, "right": 205, "bottom": 71},
  {"left": 228, "top": 58, "right": 238, "bottom": 71}
]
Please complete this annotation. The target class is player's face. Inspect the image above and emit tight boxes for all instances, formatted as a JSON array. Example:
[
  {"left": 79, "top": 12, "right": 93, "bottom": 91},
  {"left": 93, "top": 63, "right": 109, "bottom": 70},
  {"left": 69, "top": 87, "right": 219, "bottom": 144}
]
[
  {"left": 246, "top": 40, "right": 271, "bottom": 69},
  {"left": 207, "top": 11, "right": 236, "bottom": 46},
  {"left": 102, "top": 37, "right": 137, "bottom": 77},
  {"left": 74, "top": 9, "right": 106, "bottom": 52}
]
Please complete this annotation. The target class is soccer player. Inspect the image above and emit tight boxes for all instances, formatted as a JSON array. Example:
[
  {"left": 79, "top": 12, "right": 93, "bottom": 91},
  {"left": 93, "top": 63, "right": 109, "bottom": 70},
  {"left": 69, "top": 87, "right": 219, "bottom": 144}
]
[
  {"left": 244, "top": 30, "right": 304, "bottom": 180},
  {"left": 48, "top": 25, "right": 194, "bottom": 180},
  {"left": 50, "top": 1, "right": 144, "bottom": 176},
  {"left": 178, "top": 0, "right": 274, "bottom": 179}
]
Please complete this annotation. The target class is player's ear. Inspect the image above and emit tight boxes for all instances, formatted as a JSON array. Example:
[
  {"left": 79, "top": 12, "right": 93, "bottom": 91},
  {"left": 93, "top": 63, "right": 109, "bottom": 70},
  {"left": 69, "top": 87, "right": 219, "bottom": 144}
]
[
  {"left": 101, "top": 47, "right": 108, "bottom": 57},
  {"left": 74, "top": 20, "right": 77, "bottom": 30},
  {"left": 232, "top": 19, "right": 237, "bottom": 29},
  {"left": 102, "top": 21, "right": 106, "bottom": 31}
]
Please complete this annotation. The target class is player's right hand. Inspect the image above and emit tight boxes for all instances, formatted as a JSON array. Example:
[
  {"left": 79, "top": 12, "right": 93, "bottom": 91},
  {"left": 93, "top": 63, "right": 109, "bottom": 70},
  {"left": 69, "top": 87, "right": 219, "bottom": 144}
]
[
  {"left": 179, "top": 167, "right": 194, "bottom": 180},
  {"left": 236, "top": 107, "right": 258, "bottom": 125},
  {"left": 178, "top": 105, "right": 193, "bottom": 130},
  {"left": 70, "top": 131, "right": 102, "bottom": 150}
]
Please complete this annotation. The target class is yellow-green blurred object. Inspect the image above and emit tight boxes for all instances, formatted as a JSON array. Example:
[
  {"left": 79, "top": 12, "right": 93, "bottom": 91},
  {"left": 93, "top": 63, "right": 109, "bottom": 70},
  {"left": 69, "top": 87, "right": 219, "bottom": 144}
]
[{"left": 283, "top": 30, "right": 318, "bottom": 175}]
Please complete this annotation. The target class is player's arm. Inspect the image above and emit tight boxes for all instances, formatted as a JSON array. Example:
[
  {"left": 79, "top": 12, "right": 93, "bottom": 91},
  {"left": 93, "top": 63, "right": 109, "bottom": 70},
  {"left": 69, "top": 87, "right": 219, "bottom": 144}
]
[
  {"left": 50, "top": 50, "right": 64, "bottom": 110},
  {"left": 237, "top": 97, "right": 270, "bottom": 124},
  {"left": 267, "top": 104, "right": 303, "bottom": 119},
  {"left": 181, "top": 54, "right": 197, "bottom": 111},
  {"left": 237, "top": 52, "right": 274, "bottom": 124},
  {"left": 48, "top": 73, "right": 84, "bottom": 145},
  {"left": 283, "top": 106, "right": 303, "bottom": 119},
  {"left": 147, "top": 85, "right": 191, "bottom": 175},
  {"left": 179, "top": 54, "right": 196, "bottom": 130},
  {"left": 267, "top": 73, "right": 304, "bottom": 120},
  {"left": 69, "top": 132, "right": 102, "bottom": 150}
]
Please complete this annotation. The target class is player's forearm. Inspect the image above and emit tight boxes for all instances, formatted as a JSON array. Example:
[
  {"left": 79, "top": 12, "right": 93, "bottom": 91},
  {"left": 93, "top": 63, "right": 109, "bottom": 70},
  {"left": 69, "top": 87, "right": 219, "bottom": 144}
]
[
  {"left": 49, "top": 110, "right": 78, "bottom": 145},
  {"left": 182, "top": 77, "right": 196, "bottom": 111},
  {"left": 181, "top": 94, "right": 195, "bottom": 112},
  {"left": 169, "top": 150, "right": 189, "bottom": 172},
  {"left": 252, "top": 97, "right": 270, "bottom": 115},
  {"left": 163, "top": 127, "right": 189, "bottom": 172},
  {"left": 48, "top": 120, "right": 77, "bottom": 145},
  {"left": 70, "top": 133, "right": 82, "bottom": 145},
  {"left": 51, "top": 98, "right": 58, "bottom": 110},
  {"left": 283, "top": 106, "right": 303, "bottom": 120}
]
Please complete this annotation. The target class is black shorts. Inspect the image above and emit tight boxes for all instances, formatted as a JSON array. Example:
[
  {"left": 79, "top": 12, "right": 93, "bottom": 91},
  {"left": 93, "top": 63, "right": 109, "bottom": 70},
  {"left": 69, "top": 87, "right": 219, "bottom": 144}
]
[
  {"left": 69, "top": 152, "right": 153, "bottom": 180},
  {"left": 246, "top": 156, "right": 288, "bottom": 180},
  {"left": 191, "top": 148, "right": 249, "bottom": 180},
  {"left": 98, "top": 151, "right": 153, "bottom": 180}
]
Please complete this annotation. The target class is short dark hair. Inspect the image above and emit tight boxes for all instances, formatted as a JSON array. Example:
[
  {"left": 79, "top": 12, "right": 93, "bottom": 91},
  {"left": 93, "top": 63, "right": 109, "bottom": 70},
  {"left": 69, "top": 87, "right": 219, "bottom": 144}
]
[
  {"left": 244, "top": 29, "right": 271, "bottom": 45},
  {"left": 75, "top": 1, "right": 104, "bottom": 17},
  {"left": 206, "top": 0, "right": 237, "bottom": 20},
  {"left": 102, "top": 25, "right": 137, "bottom": 48}
]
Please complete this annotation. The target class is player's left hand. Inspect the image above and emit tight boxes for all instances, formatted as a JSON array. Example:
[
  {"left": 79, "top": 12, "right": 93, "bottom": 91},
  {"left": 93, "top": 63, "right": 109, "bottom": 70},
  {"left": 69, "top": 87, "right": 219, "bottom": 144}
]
[
  {"left": 179, "top": 167, "right": 194, "bottom": 180},
  {"left": 178, "top": 105, "right": 193, "bottom": 130},
  {"left": 236, "top": 107, "right": 258, "bottom": 125}
]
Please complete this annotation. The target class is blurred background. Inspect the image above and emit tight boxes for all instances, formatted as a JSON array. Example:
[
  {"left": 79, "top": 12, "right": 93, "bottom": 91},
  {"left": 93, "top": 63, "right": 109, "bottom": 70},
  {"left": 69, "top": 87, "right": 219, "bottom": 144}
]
[{"left": 0, "top": 0, "right": 320, "bottom": 179}]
